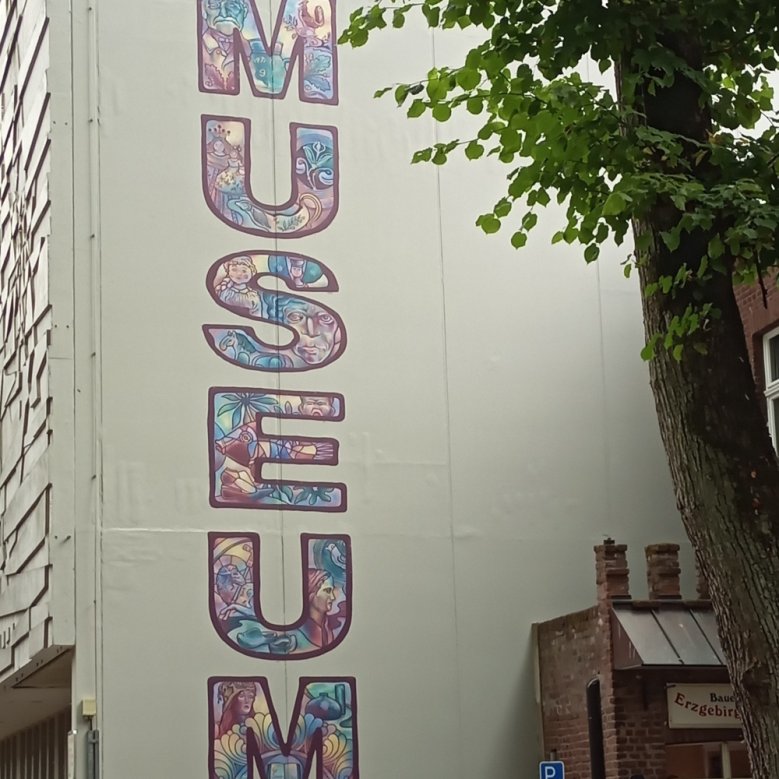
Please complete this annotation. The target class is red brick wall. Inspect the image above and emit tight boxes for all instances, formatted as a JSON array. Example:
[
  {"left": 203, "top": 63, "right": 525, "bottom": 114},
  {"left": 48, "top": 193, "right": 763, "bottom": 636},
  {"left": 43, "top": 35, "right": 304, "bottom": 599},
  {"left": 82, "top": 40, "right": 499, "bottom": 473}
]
[
  {"left": 612, "top": 672, "right": 666, "bottom": 779},
  {"left": 537, "top": 607, "right": 603, "bottom": 779},
  {"left": 613, "top": 669, "right": 739, "bottom": 779},
  {"left": 538, "top": 612, "right": 738, "bottom": 779},
  {"left": 734, "top": 281, "right": 779, "bottom": 397},
  {"left": 537, "top": 544, "right": 744, "bottom": 779}
]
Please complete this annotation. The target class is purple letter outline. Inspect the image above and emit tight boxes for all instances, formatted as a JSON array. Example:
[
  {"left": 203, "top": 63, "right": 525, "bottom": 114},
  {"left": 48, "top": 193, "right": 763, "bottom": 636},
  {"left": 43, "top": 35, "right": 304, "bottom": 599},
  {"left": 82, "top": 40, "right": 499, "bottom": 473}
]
[
  {"left": 202, "top": 117, "right": 339, "bottom": 239},
  {"left": 210, "top": 533, "right": 352, "bottom": 660},
  {"left": 210, "top": 677, "right": 358, "bottom": 779},
  {"left": 203, "top": 250, "right": 346, "bottom": 372},
  {"left": 198, "top": 0, "right": 338, "bottom": 104},
  {"left": 209, "top": 387, "right": 346, "bottom": 511}
]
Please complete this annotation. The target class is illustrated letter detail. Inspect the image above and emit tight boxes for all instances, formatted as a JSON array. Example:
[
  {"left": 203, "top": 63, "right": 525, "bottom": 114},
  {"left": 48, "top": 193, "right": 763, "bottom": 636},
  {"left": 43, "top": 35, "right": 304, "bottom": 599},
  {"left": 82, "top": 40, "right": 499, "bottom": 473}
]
[
  {"left": 210, "top": 387, "right": 346, "bottom": 511},
  {"left": 210, "top": 533, "right": 351, "bottom": 658},
  {"left": 203, "top": 118, "right": 338, "bottom": 238},
  {"left": 204, "top": 251, "right": 346, "bottom": 371},
  {"left": 210, "top": 677, "right": 358, "bottom": 779},
  {"left": 199, "top": 0, "right": 337, "bottom": 103}
]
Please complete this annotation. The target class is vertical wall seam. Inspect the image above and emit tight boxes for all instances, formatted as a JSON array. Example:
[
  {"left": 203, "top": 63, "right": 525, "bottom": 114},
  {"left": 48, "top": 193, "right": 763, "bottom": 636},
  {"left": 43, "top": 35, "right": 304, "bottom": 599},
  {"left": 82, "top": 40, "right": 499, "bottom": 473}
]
[
  {"left": 430, "top": 26, "right": 465, "bottom": 779},
  {"left": 85, "top": 0, "right": 104, "bottom": 747}
]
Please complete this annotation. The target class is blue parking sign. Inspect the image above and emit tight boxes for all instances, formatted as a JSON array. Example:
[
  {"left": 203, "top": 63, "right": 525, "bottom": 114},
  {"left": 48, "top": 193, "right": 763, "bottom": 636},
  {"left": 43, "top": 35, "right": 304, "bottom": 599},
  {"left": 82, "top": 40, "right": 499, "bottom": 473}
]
[{"left": 539, "top": 761, "right": 564, "bottom": 779}]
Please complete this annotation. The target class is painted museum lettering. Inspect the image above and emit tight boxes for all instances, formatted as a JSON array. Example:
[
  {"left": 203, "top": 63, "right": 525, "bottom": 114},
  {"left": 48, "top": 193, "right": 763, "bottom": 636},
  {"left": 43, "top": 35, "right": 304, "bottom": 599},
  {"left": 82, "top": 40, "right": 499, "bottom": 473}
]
[
  {"left": 203, "top": 250, "right": 346, "bottom": 371},
  {"left": 209, "top": 677, "right": 357, "bottom": 778},
  {"left": 198, "top": 0, "right": 337, "bottom": 102},
  {"left": 197, "top": 0, "right": 356, "bottom": 773},
  {"left": 201, "top": 118, "right": 339, "bottom": 238},
  {"left": 208, "top": 387, "right": 346, "bottom": 510},
  {"left": 209, "top": 534, "right": 352, "bottom": 658}
]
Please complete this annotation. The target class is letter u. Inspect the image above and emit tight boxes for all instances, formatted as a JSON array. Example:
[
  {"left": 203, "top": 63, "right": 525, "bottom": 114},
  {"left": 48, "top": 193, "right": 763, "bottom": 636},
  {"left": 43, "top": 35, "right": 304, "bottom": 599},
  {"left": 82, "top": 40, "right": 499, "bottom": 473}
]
[
  {"left": 209, "top": 532, "right": 352, "bottom": 660},
  {"left": 202, "top": 115, "right": 339, "bottom": 238}
]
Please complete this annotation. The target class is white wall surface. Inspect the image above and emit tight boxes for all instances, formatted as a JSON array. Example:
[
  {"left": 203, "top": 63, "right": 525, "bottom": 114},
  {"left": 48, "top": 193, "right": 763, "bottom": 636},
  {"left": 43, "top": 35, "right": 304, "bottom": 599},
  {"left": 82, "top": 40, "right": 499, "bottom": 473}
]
[
  {"left": 0, "top": 0, "right": 73, "bottom": 703},
  {"left": 87, "top": 0, "right": 689, "bottom": 775}
]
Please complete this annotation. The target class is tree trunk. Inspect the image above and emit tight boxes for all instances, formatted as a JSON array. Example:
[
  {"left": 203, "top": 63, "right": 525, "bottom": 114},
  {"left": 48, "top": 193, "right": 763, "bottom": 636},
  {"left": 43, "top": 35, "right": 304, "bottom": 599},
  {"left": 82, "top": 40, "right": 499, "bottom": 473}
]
[{"left": 617, "top": 34, "right": 779, "bottom": 779}]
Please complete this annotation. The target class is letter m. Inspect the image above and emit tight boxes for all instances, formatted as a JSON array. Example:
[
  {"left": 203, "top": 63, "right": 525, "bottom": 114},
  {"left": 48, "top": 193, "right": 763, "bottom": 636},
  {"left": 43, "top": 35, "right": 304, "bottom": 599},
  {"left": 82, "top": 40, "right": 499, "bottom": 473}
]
[
  {"left": 209, "top": 677, "right": 358, "bottom": 779},
  {"left": 198, "top": 0, "right": 337, "bottom": 103}
]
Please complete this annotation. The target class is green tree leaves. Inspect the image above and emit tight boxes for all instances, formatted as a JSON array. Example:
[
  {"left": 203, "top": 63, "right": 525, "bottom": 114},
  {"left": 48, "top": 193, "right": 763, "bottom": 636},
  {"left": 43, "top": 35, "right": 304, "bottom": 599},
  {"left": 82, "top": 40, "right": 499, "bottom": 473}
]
[
  {"left": 340, "top": 0, "right": 779, "bottom": 360},
  {"left": 602, "top": 193, "right": 629, "bottom": 217}
]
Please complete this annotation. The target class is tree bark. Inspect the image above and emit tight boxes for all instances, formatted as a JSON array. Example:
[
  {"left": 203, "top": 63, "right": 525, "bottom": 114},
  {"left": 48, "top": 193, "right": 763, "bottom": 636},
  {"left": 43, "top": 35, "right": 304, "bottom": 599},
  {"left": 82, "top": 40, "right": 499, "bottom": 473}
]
[{"left": 617, "top": 33, "right": 779, "bottom": 779}]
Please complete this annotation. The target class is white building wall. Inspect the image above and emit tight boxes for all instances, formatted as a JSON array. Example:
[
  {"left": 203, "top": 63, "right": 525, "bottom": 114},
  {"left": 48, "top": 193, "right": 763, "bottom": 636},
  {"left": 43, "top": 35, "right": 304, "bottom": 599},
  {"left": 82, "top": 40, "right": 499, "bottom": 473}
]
[
  {"left": 59, "top": 0, "right": 693, "bottom": 776},
  {"left": 0, "top": 0, "right": 54, "bottom": 685},
  {"left": 0, "top": 0, "right": 79, "bottom": 750}
]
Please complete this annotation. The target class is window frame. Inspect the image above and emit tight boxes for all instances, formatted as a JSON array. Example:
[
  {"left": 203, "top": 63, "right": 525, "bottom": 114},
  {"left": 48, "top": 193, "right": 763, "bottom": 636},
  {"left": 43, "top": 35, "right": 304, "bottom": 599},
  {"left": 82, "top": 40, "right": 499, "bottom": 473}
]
[{"left": 762, "top": 325, "right": 779, "bottom": 449}]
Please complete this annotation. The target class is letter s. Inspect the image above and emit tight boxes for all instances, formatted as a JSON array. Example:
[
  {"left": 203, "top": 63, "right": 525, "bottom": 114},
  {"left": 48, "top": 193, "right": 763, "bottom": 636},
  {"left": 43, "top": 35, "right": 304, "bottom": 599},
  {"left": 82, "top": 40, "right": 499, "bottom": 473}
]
[{"left": 204, "top": 250, "right": 346, "bottom": 371}]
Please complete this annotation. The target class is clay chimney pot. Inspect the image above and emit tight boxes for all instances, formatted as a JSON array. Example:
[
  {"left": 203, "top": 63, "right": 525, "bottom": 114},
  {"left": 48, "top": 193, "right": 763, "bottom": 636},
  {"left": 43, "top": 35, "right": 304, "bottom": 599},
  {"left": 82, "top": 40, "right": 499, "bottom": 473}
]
[
  {"left": 645, "top": 543, "right": 682, "bottom": 600},
  {"left": 594, "top": 540, "right": 630, "bottom": 601}
]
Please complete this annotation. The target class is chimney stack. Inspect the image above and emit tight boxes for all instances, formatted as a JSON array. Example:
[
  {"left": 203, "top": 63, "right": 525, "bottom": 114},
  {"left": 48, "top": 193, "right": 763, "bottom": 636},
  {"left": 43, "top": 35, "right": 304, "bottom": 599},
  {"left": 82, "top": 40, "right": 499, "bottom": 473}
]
[
  {"left": 645, "top": 543, "right": 681, "bottom": 599},
  {"left": 594, "top": 539, "right": 630, "bottom": 601}
]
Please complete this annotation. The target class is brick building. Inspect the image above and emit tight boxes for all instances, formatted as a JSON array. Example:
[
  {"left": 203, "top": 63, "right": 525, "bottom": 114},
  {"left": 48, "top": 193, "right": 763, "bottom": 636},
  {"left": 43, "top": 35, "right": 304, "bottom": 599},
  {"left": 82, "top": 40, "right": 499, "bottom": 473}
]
[
  {"left": 735, "top": 280, "right": 779, "bottom": 445},
  {"left": 735, "top": 280, "right": 779, "bottom": 385},
  {"left": 535, "top": 541, "right": 751, "bottom": 779}
]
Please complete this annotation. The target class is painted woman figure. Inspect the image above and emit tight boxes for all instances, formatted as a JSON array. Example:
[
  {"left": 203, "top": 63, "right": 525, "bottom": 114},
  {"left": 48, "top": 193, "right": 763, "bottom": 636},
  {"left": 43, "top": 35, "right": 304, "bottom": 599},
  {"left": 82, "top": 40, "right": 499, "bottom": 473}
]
[
  {"left": 229, "top": 568, "right": 346, "bottom": 655},
  {"left": 213, "top": 536, "right": 349, "bottom": 657},
  {"left": 215, "top": 681, "right": 257, "bottom": 739},
  {"left": 225, "top": 568, "right": 345, "bottom": 655},
  {"left": 296, "top": 569, "right": 344, "bottom": 650}
]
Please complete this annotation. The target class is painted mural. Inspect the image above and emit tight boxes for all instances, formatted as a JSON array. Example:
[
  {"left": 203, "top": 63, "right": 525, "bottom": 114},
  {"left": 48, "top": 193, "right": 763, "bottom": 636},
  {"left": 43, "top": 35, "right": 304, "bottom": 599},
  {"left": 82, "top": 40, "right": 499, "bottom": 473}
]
[
  {"left": 199, "top": 0, "right": 356, "bottom": 763},
  {"left": 210, "top": 533, "right": 351, "bottom": 659},
  {"left": 198, "top": 0, "right": 337, "bottom": 103},
  {"left": 202, "top": 118, "right": 339, "bottom": 238},
  {"left": 209, "top": 388, "right": 346, "bottom": 511},
  {"left": 210, "top": 677, "right": 357, "bottom": 779},
  {"left": 204, "top": 251, "right": 346, "bottom": 371}
]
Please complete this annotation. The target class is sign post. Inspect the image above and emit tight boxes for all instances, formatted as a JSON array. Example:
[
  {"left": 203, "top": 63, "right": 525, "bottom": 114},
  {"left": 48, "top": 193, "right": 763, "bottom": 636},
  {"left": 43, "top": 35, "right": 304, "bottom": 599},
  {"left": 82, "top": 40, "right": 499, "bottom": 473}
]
[{"left": 540, "top": 761, "right": 565, "bottom": 779}]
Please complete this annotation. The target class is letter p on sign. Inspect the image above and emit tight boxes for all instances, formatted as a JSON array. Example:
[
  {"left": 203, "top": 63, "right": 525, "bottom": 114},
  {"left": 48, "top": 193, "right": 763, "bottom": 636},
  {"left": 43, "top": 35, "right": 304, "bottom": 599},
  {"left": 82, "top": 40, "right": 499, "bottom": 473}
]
[{"left": 540, "top": 761, "right": 564, "bottom": 779}]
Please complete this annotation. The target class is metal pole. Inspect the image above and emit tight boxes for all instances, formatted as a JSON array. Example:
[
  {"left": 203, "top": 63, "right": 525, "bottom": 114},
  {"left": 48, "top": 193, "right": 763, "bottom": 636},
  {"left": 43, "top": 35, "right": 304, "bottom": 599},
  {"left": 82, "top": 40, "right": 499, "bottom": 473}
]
[{"left": 86, "top": 730, "right": 100, "bottom": 779}]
